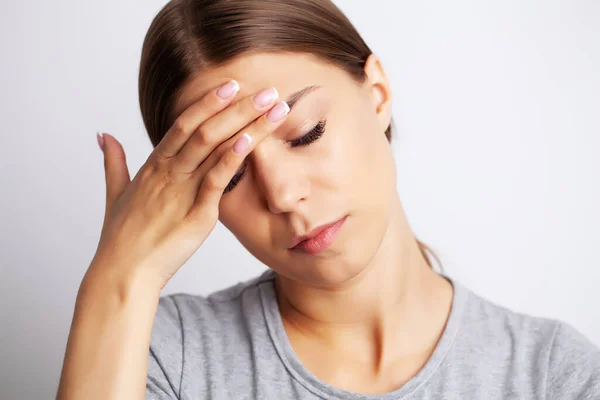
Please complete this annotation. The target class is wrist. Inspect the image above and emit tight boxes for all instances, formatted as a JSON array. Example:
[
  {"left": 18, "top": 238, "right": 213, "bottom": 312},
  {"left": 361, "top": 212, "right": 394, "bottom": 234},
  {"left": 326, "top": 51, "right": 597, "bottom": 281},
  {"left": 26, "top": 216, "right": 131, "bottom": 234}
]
[{"left": 81, "top": 256, "right": 164, "bottom": 305}]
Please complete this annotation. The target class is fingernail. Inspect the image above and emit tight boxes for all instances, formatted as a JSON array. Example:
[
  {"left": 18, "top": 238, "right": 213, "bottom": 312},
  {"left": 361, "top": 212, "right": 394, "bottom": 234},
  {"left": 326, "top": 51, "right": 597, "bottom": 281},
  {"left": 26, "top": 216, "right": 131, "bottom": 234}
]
[
  {"left": 216, "top": 80, "right": 240, "bottom": 99},
  {"left": 266, "top": 101, "right": 290, "bottom": 123},
  {"left": 96, "top": 132, "right": 105, "bottom": 151},
  {"left": 253, "top": 88, "right": 278, "bottom": 108},
  {"left": 233, "top": 133, "right": 252, "bottom": 154}
]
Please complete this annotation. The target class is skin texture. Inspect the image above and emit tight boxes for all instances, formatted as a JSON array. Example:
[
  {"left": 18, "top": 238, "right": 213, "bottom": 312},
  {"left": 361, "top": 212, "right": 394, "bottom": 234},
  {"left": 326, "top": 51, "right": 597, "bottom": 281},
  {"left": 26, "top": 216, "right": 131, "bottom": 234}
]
[{"left": 173, "top": 52, "right": 454, "bottom": 394}]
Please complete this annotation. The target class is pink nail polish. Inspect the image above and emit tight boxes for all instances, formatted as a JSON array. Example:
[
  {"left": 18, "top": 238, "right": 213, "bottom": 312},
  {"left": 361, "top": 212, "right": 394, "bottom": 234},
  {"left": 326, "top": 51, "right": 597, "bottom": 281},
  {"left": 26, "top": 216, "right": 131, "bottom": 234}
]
[
  {"left": 217, "top": 80, "right": 240, "bottom": 99},
  {"left": 96, "top": 132, "right": 105, "bottom": 151},
  {"left": 266, "top": 101, "right": 290, "bottom": 123},
  {"left": 233, "top": 133, "right": 252, "bottom": 154},
  {"left": 253, "top": 88, "right": 278, "bottom": 108}
]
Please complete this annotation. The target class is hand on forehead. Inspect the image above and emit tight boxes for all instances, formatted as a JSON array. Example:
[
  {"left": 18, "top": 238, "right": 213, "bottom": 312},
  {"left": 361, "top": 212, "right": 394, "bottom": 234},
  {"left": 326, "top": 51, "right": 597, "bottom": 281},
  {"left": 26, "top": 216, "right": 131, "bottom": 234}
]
[{"left": 175, "top": 52, "right": 336, "bottom": 116}]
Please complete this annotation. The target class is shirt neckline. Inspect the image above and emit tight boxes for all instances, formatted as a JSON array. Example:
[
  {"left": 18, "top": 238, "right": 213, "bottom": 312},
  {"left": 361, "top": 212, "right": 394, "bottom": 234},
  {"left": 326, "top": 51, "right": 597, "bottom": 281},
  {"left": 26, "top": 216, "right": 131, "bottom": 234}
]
[{"left": 257, "top": 269, "right": 469, "bottom": 400}]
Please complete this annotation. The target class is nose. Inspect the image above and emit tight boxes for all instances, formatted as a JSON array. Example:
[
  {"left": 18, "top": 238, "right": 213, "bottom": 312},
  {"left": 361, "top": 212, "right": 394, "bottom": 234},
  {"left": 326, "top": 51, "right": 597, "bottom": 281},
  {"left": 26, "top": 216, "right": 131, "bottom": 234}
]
[{"left": 251, "top": 149, "right": 309, "bottom": 214}]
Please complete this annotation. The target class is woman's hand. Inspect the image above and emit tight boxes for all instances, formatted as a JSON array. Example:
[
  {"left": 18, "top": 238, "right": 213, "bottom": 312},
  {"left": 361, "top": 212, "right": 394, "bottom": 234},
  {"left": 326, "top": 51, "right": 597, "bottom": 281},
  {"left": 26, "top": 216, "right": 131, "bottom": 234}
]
[
  {"left": 89, "top": 81, "right": 290, "bottom": 290},
  {"left": 56, "top": 82, "right": 289, "bottom": 400}
]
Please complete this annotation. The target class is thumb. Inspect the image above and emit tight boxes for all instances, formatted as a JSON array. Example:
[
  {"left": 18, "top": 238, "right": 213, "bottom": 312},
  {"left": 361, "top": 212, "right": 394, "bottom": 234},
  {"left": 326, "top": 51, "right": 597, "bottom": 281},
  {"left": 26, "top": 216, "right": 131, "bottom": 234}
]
[{"left": 97, "top": 132, "right": 131, "bottom": 215}]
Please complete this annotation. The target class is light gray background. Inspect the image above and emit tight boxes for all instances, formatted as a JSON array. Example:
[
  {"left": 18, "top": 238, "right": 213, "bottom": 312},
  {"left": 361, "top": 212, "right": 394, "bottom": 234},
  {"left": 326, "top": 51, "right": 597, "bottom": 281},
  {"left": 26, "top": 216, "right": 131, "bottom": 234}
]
[{"left": 1, "top": 1, "right": 599, "bottom": 399}]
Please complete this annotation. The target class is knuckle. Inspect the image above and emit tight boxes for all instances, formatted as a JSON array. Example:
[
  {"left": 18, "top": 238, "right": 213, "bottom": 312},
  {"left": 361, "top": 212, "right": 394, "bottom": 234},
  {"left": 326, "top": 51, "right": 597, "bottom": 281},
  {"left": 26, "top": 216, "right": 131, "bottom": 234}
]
[
  {"left": 147, "top": 153, "right": 165, "bottom": 171},
  {"left": 142, "top": 163, "right": 176, "bottom": 190},
  {"left": 193, "top": 125, "right": 214, "bottom": 147},
  {"left": 202, "top": 172, "right": 223, "bottom": 192},
  {"left": 212, "top": 141, "right": 229, "bottom": 160},
  {"left": 139, "top": 163, "right": 156, "bottom": 183},
  {"left": 143, "top": 155, "right": 173, "bottom": 185},
  {"left": 159, "top": 169, "right": 177, "bottom": 188},
  {"left": 170, "top": 118, "right": 188, "bottom": 139}
]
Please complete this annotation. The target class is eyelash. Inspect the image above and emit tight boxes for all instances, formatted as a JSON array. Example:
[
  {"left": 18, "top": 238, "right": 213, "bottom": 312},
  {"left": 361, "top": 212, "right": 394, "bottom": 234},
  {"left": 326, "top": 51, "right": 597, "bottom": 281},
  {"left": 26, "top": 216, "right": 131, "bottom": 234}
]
[
  {"left": 290, "top": 119, "right": 326, "bottom": 148},
  {"left": 223, "top": 119, "right": 327, "bottom": 194}
]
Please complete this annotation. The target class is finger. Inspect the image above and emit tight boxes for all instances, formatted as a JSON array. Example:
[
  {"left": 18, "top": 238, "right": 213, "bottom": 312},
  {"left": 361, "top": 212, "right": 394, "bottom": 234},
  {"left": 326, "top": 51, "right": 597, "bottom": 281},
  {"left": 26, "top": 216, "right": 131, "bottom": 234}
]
[
  {"left": 153, "top": 80, "right": 240, "bottom": 159},
  {"left": 173, "top": 87, "right": 280, "bottom": 173},
  {"left": 100, "top": 133, "right": 131, "bottom": 216},
  {"left": 187, "top": 134, "right": 252, "bottom": 221},
  {"left": 191, "top": 100, "right": 291, "bottom": 183},
  {"left": 188, "top": 99, "right": 289, "bottom": 220}
]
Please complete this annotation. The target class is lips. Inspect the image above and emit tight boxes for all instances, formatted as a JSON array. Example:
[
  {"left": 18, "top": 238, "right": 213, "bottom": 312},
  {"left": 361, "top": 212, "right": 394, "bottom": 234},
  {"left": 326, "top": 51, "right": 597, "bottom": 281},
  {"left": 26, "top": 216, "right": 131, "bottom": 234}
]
[{"left": 289, "top": 215, "right": 348, "bottom": 255}]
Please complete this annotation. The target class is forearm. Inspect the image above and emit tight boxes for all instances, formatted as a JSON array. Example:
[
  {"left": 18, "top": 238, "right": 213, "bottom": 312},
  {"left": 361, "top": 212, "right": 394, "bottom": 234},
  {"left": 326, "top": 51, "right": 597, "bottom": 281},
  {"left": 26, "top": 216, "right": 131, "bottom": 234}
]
[{"left": 57, "top": 265, "right": 162, "bottom": 400}]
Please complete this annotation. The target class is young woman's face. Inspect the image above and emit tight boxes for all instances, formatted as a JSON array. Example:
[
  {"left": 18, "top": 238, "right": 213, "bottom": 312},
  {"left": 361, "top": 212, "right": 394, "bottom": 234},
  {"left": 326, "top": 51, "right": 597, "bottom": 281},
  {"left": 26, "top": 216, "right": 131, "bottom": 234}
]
[{"left": 174, "top": 52, "right": 397, "bottom": 286}]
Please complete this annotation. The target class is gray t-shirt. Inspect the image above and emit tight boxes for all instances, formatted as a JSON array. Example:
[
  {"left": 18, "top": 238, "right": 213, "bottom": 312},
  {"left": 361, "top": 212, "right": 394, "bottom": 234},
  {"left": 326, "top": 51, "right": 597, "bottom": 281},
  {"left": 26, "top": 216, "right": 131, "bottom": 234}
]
[{"left": 146, "top": 269, "right": 600, "bottom": 399}]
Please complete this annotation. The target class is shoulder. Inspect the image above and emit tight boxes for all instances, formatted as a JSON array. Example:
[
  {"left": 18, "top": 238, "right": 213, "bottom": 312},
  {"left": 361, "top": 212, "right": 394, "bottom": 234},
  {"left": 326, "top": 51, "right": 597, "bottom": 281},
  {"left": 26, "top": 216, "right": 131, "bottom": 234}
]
[
  {"left": 460, "top": 286, "right": 560, "bottom": 345},
  {"left": 463, "top": 284, "right": 599, "bottom": 356},
  {"left": 453, "top": 280, "right": 600, "bottom": 397},
  {"left": 147, "top": 269, "right": 275, "bottom": 397},
  {"left": 152, "top": 268, "right": 274, "bottom": 341},
  {"left": 545, "top": 320, "right": 600, "bottom": 397}
]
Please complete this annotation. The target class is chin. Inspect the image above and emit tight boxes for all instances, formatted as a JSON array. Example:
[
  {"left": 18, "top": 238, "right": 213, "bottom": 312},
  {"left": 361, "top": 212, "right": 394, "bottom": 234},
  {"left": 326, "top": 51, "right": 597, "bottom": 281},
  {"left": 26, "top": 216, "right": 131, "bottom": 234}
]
[
  {"left": 276, "top": 216, "right": 387, "bottom": 288},
  {"left": 273, "top": 260, "right": 365, "bottom": 289}
]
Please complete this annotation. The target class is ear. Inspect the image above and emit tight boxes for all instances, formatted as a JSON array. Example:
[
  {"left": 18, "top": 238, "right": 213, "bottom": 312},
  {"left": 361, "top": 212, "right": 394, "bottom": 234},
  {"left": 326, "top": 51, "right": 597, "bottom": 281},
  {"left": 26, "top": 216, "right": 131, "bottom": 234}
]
[{"left": 363, "top": 54, "right": 393, "bottom": 133}]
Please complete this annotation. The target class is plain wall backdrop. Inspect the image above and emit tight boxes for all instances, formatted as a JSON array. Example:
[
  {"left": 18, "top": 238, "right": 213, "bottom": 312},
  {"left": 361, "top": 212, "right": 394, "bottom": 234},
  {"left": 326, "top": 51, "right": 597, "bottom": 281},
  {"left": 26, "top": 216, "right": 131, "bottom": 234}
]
[{"left": 1, "top": 1, "right": 599, "bottom": 398}]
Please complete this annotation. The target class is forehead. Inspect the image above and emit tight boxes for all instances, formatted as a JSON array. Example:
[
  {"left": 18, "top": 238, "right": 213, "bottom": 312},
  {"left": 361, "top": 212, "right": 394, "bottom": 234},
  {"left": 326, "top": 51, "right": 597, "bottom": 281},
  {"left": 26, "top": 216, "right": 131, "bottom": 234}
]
[{"left": 174, "top": 52, "right": 353, "bottom": 116}]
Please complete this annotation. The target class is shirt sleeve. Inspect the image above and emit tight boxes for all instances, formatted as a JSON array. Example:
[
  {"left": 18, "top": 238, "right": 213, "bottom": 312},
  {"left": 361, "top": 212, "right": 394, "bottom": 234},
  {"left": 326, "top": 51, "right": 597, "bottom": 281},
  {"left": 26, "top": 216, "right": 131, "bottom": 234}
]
[
  {"left": 546, "top": 321, "right": 600, "bottom": 399},
  {"left": 145, "top": 295, "right": 184, "bottom": 400}
]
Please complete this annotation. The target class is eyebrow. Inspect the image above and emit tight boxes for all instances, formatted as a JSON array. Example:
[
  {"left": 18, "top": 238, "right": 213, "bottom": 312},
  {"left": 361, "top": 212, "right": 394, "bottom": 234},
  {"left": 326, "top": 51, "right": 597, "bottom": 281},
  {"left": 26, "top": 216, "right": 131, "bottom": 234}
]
[{"left": 285, "top": 85, "right": 322, "bottom": 110}]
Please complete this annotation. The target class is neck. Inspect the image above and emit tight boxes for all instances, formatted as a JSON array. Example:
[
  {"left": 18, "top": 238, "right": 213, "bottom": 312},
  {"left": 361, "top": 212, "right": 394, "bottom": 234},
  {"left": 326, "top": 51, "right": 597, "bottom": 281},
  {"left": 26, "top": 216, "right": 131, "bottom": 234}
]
[{"left": 274, "top": 195, "right": 454, "bottom": 372}]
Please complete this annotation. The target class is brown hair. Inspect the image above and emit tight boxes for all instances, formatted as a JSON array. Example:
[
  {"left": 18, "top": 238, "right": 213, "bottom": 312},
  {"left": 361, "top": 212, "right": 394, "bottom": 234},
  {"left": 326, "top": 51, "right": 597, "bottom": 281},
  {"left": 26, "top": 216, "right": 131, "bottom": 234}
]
[{"left": 138, "top": 0, "right": 442, "bottom": 271}]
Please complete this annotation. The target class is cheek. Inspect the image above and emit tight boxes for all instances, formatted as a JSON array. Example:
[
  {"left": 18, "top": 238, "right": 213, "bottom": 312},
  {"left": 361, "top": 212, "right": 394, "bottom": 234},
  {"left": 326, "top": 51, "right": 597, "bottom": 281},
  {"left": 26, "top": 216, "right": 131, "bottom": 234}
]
[
  {"left": 218, "top": 195, "right": 260, "bottom": 242},
  {"left": 330, "top": 112, "right": 381, "bottom": 176},
  {"left": 305, "top": 123, "right": 355, "bottom": 191},
  {"left": 330, "top": 109, "right": 395, "bottom": 203},
  {"left": 333, "top": 93, "right": 382, "bottom": 158},
  {"left": 218, "top": 186, "right": 277, "bottom": 256}
]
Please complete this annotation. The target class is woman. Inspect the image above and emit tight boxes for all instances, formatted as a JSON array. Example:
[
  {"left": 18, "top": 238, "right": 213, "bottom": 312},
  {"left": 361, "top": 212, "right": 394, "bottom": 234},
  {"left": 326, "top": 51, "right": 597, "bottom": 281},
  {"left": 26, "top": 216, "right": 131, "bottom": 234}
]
[{"left": 57, "top": 0, "right": 600, "bottom": 399}]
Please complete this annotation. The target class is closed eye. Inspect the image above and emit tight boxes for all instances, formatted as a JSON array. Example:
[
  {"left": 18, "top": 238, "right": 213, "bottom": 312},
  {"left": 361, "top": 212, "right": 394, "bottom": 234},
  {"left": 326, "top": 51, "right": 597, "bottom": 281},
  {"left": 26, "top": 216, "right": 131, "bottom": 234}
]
[
  {"left": 289, "top": 119, "right": 326, "bottom": 148},
  {"left": 222, "top": 119, "right": 327, "bottom": 194},
  {"left": 223, "top": 163, "right": 246, "bottom": 194}
]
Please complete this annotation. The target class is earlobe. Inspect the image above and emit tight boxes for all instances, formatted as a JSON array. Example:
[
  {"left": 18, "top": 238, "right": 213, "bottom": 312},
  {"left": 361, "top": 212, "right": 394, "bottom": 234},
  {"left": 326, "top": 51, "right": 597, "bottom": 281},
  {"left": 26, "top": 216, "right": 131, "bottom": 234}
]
[{"left": 363, "top": 54, "right": 393, "bottom": 131}]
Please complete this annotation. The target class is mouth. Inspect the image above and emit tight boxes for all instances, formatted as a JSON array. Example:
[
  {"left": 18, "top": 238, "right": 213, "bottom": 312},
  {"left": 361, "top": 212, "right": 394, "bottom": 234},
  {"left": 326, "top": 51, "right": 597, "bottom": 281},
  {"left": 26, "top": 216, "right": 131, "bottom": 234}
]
[{"left": 289, "top": 215, "right": 348, "bottom": 255}]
